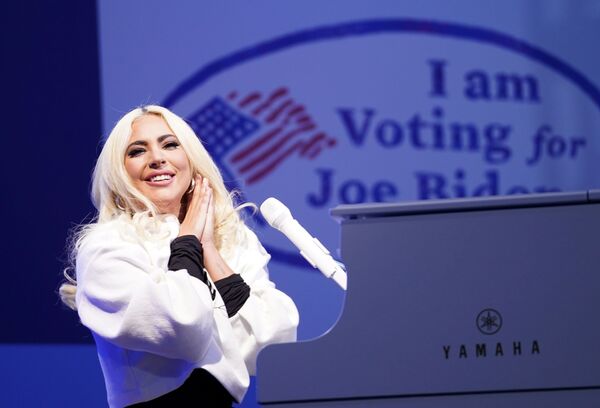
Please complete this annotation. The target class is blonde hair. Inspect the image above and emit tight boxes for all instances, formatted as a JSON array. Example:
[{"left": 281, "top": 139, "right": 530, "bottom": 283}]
[{"left": 60, "top": 105, "right": 251, "bottom": 309}]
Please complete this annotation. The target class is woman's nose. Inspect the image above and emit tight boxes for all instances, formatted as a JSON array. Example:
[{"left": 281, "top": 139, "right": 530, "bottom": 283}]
[
  {"left": 148, "top": 149, "right": 167, "bottom": 169},
  {"left": 149, "top": 158, "right": 166, "bottom": 169}
]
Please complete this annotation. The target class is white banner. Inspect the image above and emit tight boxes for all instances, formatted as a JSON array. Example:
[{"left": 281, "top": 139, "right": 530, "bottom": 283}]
[{"left": 99, "top": 1, "right": 600, "bottom": 340}]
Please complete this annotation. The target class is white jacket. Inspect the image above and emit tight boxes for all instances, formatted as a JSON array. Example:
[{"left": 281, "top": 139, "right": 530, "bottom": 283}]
[{"left": 75, "top": 214, "right": 299, "bottom": 407}]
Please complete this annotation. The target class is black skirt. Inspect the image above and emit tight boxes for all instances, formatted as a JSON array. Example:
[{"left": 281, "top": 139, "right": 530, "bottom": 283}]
[{"left": 127, "top": 368, "right": 234, "bottom": 407}]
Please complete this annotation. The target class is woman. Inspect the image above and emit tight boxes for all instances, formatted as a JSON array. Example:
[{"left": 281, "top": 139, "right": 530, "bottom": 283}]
[{"left": 59, "top": 105, "right": 299, "bottom": 407}]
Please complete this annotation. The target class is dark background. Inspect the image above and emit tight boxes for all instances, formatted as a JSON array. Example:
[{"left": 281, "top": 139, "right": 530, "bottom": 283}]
[{"left": 2, "top": 0, "right": 101, "bottom": 343}]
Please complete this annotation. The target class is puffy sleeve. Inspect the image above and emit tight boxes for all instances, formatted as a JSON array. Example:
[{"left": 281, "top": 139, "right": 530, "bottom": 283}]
[
  {"left": 227, "top": 227, "right": 299, "bottom": 374},
  {"left": 75, "top": 223, "right": 216, "bottom": 363}
]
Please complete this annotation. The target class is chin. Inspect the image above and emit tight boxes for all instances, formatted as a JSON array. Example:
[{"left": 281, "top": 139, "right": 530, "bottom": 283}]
[{"left": 150, "top": 196, "right": 183, "bottom": 215}]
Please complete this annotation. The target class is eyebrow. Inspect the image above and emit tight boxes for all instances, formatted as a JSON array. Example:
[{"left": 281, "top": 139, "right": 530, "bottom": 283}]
[{"left": 126, "top": 134, "right": 176, "bottom": 150}]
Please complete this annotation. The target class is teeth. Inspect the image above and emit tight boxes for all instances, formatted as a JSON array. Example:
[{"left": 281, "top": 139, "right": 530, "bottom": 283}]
[{"left": 150, "top": 174, "right": 172, "bottom": 182}]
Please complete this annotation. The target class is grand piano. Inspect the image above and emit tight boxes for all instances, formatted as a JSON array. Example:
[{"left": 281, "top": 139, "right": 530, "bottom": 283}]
[{"left": 257, "top": 190, "right": 600, "bottom": 407}]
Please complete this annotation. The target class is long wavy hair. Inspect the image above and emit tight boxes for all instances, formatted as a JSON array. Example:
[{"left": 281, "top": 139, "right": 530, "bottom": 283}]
[{"left": 59, "top": 105, "right": 251, "bottom": 309}]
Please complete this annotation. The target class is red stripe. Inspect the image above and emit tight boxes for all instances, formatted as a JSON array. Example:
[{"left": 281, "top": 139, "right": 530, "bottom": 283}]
[
  {"left": 251, "top": 87, "right": 289, "bottom": 116},
  {"left": 232, "top": 104, "right": 306, "bottom": 163},
  {"left": 296, "top": 115, "right": 313, "bottom": 126},
  {"left": 230, "top": 126, "right": 283, "bottom": 163},
  {"left": 266, "top": 102, "right": 304, "bottom": 126},
  {"left": 303, "top": 134, "right": 338, "bottom": 158},
  {"left": 246, "top": 141, "right": 304, "bottom": 185},
  {"left": 265, "top": 99, "right": 293, "bottom": 123},
  {"left": 300, "top": 133, "right": 325, "bottom": 155},
  {"left": 271, "top": 87, "right": 289, "bottom": 98},
  {"left": 285, "top": 105, "right": 305, "bottom": 120},
  {"left": 242, "top": 134, "right": 338, "bottom": 184},
  {"left": 237, "top": 124, "right": 316, "bottom": 173},
  {"left": 306, "top": 145, "right": 323, "bottom": 159},
  {"left": 239, "top": 92, "right": 261, "bottom": 108}
]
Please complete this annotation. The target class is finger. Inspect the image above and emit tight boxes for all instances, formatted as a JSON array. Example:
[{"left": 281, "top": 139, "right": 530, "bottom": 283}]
[
  {"left": 194, "top": 175, "right": 203, "bottom": 191},
  {"left": 200, "top": 188, "right": 215, "bottom": 244},
  {"left": 187, "top": 175, "right": 204, "bottom": 209},
  {"left": 206, "top": 187, "right": 214, "bottom": 217},
  {"left": 206, "top": 190, "right": 215, "bottom": 228},
  {"left": 198, "top": 184, "right": 212, "bottom": 216}
]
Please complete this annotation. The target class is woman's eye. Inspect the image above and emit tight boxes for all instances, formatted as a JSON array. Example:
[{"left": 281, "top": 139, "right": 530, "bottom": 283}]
[
  {"left": 164, "top": 141, "right": 180, "bottom": 149},
  {"left": 127, "top": 148, "right": 144, "bottom": 158}
]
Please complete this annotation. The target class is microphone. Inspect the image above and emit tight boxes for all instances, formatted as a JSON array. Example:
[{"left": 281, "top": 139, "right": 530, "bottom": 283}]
[{"left": 260, "top": 197, "right": 347, "bottom": 290}]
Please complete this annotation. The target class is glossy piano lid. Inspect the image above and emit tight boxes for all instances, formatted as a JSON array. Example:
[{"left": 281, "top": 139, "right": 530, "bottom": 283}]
[
  {"left": 330, "top": 190, "right": 592, "bottom": 219},
  {"left": 588, "top": 189, "right": 600, "bottom": 202}
]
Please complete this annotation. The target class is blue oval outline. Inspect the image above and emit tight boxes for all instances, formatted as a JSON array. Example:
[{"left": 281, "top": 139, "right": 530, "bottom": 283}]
[
  {"left": 163, "top": 18, "right": 600, "bottom": 110},
  {"left": 162, "top": 18, "right": 600, "bottom": 267}
]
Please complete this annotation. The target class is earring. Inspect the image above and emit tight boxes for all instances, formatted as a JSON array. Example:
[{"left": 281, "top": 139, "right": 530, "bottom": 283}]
[
  {"left": 187, "top": 178, "right": 196, "bottom": 194},
  {"left": 115, "top": 195, "right": 126, "bottom": 211}
]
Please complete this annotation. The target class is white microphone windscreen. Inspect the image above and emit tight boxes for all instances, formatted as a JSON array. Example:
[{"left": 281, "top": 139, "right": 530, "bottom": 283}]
[{"left": 260, "top": 197, "right": 292, "bottom": 230}]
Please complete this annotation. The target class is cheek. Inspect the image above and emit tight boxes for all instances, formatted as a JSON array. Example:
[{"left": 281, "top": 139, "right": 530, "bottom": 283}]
[
  {"left": 124, "top": 159, "right": 142, "bottom": 181},
  {"left": 175, "top": 153, "right": 192, "bottom": 175}
]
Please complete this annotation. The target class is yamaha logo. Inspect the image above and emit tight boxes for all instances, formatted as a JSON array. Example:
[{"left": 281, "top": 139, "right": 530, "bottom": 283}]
[
  {"left": 442, "top": 308, "right": 540, "bottom": 360},
  {"left": 476, "top": 308, "right": 502, "bottom": 335}
]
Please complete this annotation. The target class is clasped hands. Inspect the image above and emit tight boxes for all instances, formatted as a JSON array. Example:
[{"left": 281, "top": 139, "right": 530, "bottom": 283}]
[{"left": 179, "top": 175, "right": 215, "bottom": 247}]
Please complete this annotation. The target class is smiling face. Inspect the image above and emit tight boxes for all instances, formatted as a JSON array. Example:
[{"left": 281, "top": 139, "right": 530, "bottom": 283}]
[{"left": 124, "top": 114, "right": 192, "bottom": 216}]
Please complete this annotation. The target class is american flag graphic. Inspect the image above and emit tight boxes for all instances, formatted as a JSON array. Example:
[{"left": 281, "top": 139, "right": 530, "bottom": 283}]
[{"left": 187, "top": 87, "right": 337, "bottom": 189}]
